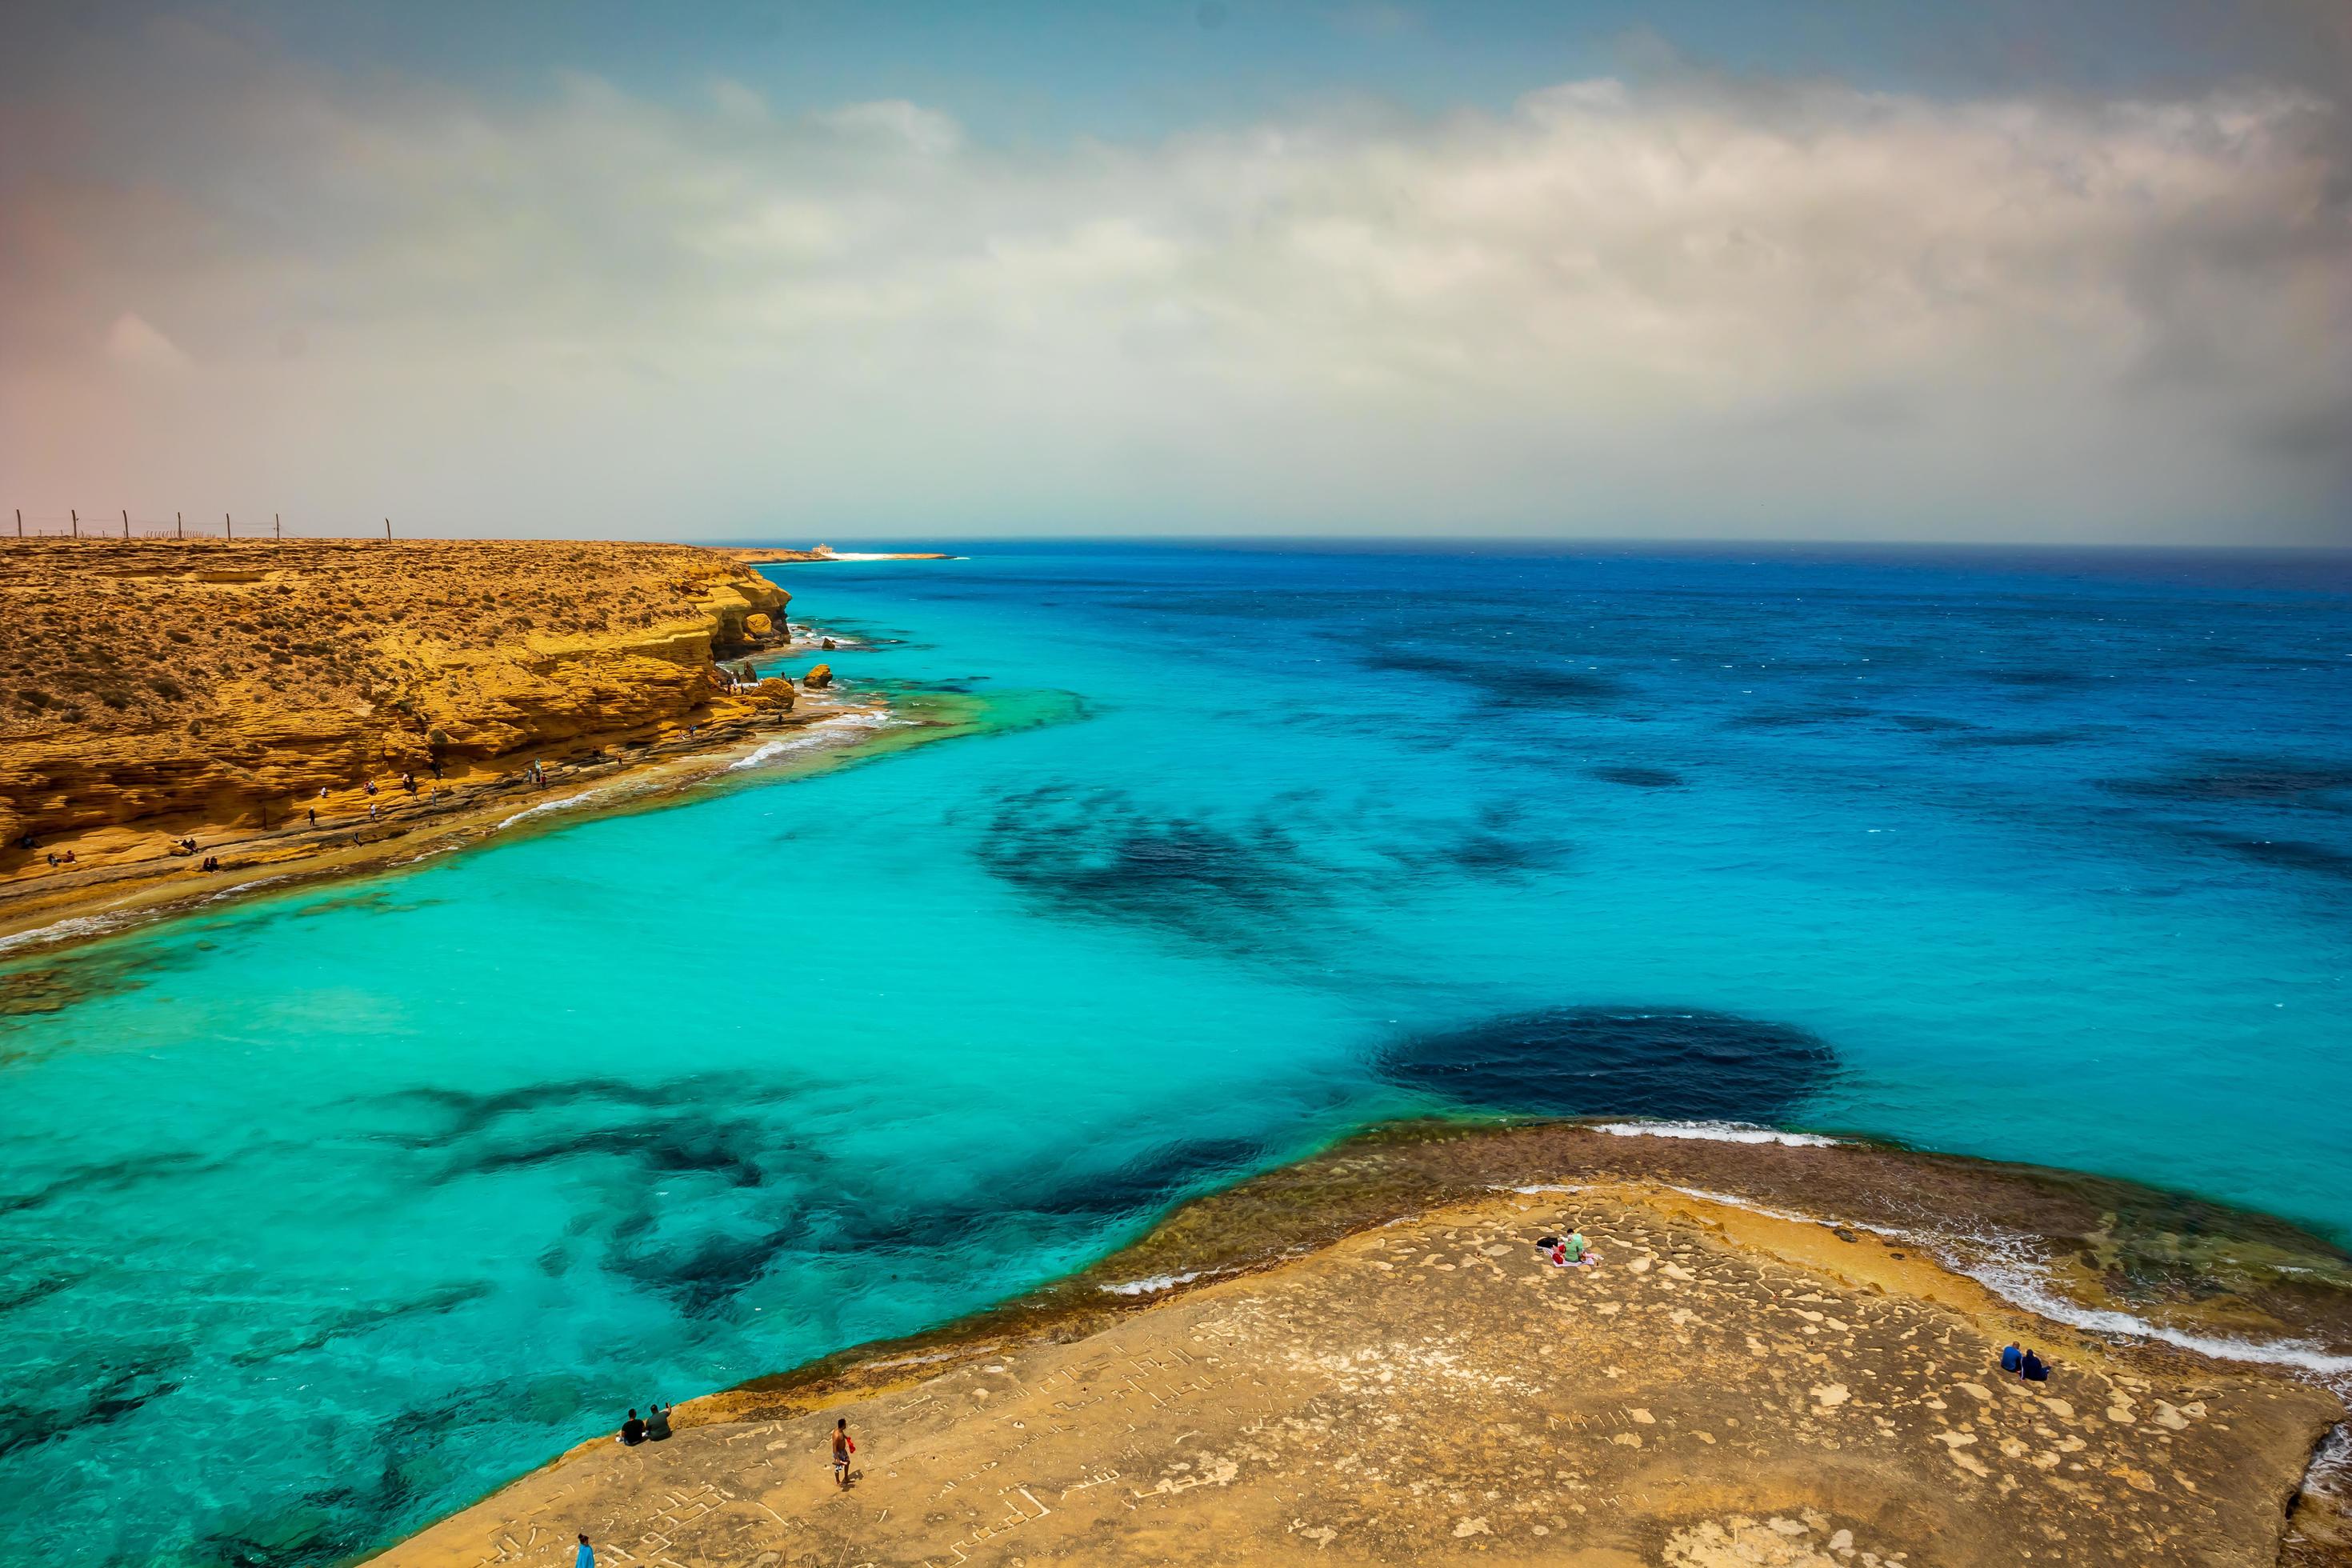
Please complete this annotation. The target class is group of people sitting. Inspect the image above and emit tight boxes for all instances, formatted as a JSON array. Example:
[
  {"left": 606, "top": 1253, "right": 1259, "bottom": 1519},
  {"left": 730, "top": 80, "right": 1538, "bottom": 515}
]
[
  {"left": 2000, "top": 1342, "right": 2053, "bottom": 1382},
  {"left": 617, "top": 1402, "right": 674, "bottom": 1445},
  {"left": 1537, "top": 1230, "right": 1599, "bottom": 1268}
]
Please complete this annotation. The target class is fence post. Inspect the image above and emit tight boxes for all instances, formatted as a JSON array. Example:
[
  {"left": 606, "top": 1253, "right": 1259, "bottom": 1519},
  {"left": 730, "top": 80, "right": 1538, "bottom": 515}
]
[
  {"left": 274, "top": 513, "right": 282, "bottom": 541},
  {"left": 177, "top": 511, "right": 183, "bottom": 540},
  {"left": 71, "top": 509, "right": 78, "bottom": 538},
  {"left": 384, "top": 518, "right": 392, "bottom": 542},
  {"left": 226, "top": 513, "right": 233, "bottom": 542},
  {"left": 13, "top": 509, "right": 20, "bottom": 538},
  {"left": 122, "top": 508, "right": 130, "bottom": 540}
]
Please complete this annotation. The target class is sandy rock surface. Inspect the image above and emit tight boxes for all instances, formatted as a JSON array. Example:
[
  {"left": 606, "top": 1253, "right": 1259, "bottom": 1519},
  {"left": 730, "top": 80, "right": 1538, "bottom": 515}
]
[{"left": 372, "top": 1186, "right": 2338, "bottom": 1567}]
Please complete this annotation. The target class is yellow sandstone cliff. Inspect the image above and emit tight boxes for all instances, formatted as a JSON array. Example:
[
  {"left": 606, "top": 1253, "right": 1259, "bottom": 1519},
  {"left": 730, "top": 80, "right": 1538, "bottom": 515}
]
[{"left": 0, "top": 538, "right": 795, "bottom": 854}]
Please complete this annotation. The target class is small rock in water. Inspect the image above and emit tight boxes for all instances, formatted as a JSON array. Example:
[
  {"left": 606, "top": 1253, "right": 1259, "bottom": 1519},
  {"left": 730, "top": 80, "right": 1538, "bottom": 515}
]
[{"left": 804, "top": 663, "right": 834, "bottom": 690}]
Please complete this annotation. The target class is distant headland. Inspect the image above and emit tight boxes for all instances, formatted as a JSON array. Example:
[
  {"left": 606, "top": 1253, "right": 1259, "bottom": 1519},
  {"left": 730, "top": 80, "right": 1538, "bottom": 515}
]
[{"left": 0, "top": 537, "right": 948, "bottom": 956}]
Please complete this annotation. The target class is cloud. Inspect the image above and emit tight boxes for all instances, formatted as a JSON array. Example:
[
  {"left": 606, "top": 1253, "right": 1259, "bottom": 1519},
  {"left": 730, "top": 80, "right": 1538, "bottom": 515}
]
[{"left": 0, "top": 25, "right": 2344, "bottom": 541}]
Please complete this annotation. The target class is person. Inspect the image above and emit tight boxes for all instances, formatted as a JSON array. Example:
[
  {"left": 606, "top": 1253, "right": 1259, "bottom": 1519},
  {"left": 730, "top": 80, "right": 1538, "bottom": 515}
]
[
  {"left": 645, "top": 1402, "right": 672, "bottom": 1440},
  {"left": 307, "top": 808, "right": 318, "bottom": 827},
  {"left": 619, "top": 1409, "right": 646, "bottom": 1445},
  {"left": 402, "top": 772, "right": 418, "bottom": 795},
  {"left": 363, "top": 778, "right": 377, "bottom": 796},
  {"left": 59, "top": 849, "right": 75, "bottom": 866},
  {"left": 831, "top": 1418, "right": 854, "bottom": 1487},
  {"left": 574, "top": 1534, "right": 594, "bottom": 1568},
  {"left": 2021, "top": 1349, "right": 2050, "bottom": 1383},
  {"left": 367, "top": 803, "right": 379, "bottom": 823},
  {"left": 46, "top": 852, "right": 59, "bottom": 868},
  {"left": 1549, "top": 1228, "right": 1595, "bottom": 1267},
  {"left": 2000, "top": 1342, "right": 2023, "bottom": 1375}
]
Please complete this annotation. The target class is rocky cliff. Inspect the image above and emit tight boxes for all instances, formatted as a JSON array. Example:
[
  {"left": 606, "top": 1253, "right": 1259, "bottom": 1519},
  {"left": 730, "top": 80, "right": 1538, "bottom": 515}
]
[{"left": 1, "top": 538, "right": 793, "bottom": 854}]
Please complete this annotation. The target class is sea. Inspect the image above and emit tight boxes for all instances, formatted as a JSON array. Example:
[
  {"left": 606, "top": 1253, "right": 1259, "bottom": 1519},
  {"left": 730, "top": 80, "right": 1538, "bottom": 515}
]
[{"left": 2, "top": 541, "right": 2348, "bottom": 1565}]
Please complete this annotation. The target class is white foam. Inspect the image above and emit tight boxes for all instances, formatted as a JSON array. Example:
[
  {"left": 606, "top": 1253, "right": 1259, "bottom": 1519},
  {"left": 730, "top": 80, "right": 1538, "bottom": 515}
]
[
  {"left": 1962, "top": 1242, "right": 2352, "bottom": 1379},
  {"left": 726, "top": 710, "right": 903, "bottom": 772},
  {"left": 495, "top": 790, "right": 597, "bottom": 830},
  {"left": 1594, "top": 1120, "right": 1841, "bottom": 1149},
  {"left": 0, "top": 912, "right": 126, "bottom": 954},
  {"left": 1661, "top": 1185, "right": 2352, "bottom": 1381},
  {"left": 199, "top": 874, "right": 294, "bottom": 905},
  {"left": 1101, "top": 1270, "right": 1203, "bottom": 1297}
]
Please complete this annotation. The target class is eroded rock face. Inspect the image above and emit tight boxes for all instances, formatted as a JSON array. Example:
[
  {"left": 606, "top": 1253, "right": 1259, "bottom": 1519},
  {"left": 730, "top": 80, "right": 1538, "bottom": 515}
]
[
  {"left": 802, "top": 663, "right": 834, "bottom": 690},
  {"left": 0, "top": 539, "right": 798, "bottom": 845}
]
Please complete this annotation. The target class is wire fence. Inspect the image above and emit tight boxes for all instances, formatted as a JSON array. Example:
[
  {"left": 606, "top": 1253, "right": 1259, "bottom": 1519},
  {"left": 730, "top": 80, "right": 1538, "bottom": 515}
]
[{"left": 7, "top": 510, "right": 401, "bottom": 542}]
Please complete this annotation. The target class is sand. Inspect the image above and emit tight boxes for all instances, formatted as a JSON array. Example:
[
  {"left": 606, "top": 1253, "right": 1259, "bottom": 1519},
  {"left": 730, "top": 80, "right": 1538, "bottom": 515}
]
[{"left": 366, "top": 1126, "right": 2350, "bottom": 1567}]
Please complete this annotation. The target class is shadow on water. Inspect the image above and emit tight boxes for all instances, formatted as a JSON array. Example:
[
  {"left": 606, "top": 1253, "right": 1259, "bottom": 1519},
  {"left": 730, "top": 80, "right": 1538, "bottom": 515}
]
[{"left": 1379, "top": 1006, "right": 1840, "bottom": 1125}]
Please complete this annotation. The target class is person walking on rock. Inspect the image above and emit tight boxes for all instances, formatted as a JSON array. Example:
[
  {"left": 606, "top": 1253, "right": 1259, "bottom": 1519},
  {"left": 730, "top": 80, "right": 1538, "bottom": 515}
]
[{"left": 831, "top": 1418, "right": 855, "bottom": 1488}]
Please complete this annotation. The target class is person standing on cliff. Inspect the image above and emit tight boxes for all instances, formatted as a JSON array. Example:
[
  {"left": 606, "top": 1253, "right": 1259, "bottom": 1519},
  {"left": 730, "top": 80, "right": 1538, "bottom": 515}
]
[
  {"left": 831, "top": 1418, "right": 855, "bottom": 1487},
  {"left": 574, "top": 1534, "right": 594, "bottom": 1568}
]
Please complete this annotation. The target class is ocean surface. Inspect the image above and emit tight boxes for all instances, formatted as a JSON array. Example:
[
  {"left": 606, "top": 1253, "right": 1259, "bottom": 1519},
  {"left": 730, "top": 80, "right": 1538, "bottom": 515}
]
[{"left": 2, "top": 542, "right": 2349, "bottom": 1564}]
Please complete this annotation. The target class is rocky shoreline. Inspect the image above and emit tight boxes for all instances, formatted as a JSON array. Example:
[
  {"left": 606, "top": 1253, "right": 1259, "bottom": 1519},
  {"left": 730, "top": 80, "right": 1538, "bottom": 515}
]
[
  {"left": 366, "top": 1119, "right": 2352, "bottom": 1566},
  {"left": 0, "top": 538, "right": 909, "bottom": 958}
]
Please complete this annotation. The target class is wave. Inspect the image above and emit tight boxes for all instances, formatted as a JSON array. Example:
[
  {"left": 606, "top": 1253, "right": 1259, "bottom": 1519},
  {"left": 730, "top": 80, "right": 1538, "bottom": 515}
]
[
  {"left": 0, "top": 912, "right": 128, "bottom": 954},
  {"left": 1660, "top": 1184, "right": 2352, "bottom": 1382},
  {"left": 726, "top": 710, "right": 904, "bottom": 772},
  {"left": 495, "top": 791, "right": 597, "bottom": 830},
  {"left": 1594, "top": 1119, "right": 1841, "bottom": 1148},
  {"left": 1100, "top": 1270, "right": 1205, "bottom": 1297},
  {"left": 1962, "top": 1238, "right": 2352, "bottom": 1382}
]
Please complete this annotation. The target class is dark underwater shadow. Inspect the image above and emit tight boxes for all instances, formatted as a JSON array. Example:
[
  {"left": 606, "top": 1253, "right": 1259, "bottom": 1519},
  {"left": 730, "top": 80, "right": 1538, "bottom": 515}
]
[{"left": 1379, "top": 1006, "right": 1838, "bottom": 1125}]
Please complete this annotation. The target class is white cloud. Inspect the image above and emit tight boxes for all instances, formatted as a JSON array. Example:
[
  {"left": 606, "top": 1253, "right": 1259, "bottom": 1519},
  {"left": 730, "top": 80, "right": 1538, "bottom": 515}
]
[{"left": 0, "top": 32, "right": 2344, "bottom": 541}]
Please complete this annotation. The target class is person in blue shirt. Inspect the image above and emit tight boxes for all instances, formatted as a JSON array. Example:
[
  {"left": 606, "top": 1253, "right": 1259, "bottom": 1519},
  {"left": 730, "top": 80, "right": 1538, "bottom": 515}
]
[
  {"left": 2000, "top": 1343, "right": 2022, "bottom": 1374},
  {"left": 575, "top": 1534, "right": 594, "bottom": 1568}
]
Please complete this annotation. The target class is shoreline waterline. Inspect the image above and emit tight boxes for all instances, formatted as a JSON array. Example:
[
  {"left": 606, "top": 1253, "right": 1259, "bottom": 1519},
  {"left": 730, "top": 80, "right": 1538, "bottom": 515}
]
[{"left": 0, "top": 690, "right": 974, "bottom": 974}]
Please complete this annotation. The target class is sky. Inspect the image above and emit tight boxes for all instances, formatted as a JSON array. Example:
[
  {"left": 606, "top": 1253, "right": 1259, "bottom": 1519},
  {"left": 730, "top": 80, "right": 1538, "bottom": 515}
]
[{"left": 1, "top": 1, "right": 2346, "bottom": 544}]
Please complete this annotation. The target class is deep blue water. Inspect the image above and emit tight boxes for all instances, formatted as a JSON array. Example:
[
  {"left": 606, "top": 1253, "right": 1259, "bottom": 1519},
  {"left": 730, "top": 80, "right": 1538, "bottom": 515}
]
[{"left": 2, "top": 542, "right": 2348, "bottom": 1564}]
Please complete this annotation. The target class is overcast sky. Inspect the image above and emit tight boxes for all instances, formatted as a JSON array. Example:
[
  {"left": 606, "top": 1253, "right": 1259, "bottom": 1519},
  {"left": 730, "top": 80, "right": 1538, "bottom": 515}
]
[{"left": 2, "top": 1, "right": 2346, "bottom": 543}]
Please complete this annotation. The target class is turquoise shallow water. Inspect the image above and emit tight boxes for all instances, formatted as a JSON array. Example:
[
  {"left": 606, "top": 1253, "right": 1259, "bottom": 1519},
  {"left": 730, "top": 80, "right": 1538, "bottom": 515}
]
[{"left": 2, "top": 542, "right": 2349, "bottom": 1563}]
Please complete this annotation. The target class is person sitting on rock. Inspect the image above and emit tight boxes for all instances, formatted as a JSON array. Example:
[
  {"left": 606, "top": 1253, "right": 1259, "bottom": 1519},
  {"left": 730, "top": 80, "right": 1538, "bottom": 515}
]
[
  {"left": 646, "top": 1402, "right": 672, "bottom": 1441},
  {"left": 2021, "top": 1349, "right": 2050, "bottom": 1382},
  {"left": 1550, "top": 1230, "right": 1596, "bottom": 1267},
  {"left": 2000, "top": 1342, "right": 2022, "bottom": 1374},
  {"left": 619, "top": 1409, "right": 646, "bottom": 1445}
]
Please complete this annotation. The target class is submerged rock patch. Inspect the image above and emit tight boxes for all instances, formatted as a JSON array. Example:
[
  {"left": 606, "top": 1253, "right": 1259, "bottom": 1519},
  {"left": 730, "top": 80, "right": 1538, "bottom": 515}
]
[{"left": 1380, "top": 1006, "right": 1838, "bottom": 1124}]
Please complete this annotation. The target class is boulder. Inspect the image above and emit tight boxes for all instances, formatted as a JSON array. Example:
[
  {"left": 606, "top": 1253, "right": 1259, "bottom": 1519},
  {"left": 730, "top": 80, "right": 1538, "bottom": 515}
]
[
  {"left": 803, "top": 663, "right": 834, "bottom": 690},
  {"left": 745, "top": 613, "right": 774, "bottom": 638},
  {"left": 751, "top": 678, "right": 796, "bottom": 711}
]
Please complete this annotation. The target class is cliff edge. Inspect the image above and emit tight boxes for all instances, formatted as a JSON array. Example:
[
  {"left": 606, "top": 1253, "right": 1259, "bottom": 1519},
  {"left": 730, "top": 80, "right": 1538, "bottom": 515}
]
[{"left": 1, "top": 537, "right": 794, "bottom": 869}]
